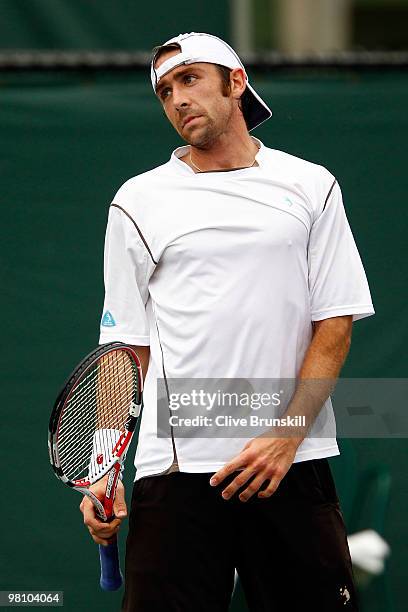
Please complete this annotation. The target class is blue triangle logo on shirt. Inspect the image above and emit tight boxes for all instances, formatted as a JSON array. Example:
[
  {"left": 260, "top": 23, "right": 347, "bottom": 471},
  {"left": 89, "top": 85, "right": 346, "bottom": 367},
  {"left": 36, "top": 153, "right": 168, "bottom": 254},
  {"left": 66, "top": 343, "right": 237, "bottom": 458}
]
[{"left": 101, "top": 311, "right": 116, "bottom": 327}]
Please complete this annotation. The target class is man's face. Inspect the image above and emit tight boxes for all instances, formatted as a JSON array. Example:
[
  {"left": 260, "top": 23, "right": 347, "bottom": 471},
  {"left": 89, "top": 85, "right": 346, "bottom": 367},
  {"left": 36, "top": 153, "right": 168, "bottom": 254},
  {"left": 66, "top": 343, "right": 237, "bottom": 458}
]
[{"left": 154, "top": 49, "right": 238, "bottom": 149}]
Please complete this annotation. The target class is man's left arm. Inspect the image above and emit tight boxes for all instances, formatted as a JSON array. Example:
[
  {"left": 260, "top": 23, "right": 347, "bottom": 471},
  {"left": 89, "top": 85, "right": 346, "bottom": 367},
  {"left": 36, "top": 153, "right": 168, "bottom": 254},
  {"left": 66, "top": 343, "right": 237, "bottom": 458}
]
[{"left": 210, "top": 315, "right": 352, "bottom": 501}]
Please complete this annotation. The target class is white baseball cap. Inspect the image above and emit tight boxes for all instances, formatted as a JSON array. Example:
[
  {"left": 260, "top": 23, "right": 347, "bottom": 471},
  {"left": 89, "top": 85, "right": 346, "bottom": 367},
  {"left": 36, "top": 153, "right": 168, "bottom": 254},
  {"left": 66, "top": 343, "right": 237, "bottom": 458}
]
[{"left": 151, "top": 32, "right": 272, "bottom": 131}]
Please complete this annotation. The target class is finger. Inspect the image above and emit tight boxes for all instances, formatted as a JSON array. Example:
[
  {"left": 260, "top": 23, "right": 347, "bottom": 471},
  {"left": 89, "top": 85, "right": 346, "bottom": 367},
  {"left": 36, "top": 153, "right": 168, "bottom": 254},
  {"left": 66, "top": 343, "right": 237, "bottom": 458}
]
[
  {"left": 88, "top": 530, "right": 111, "bottom": 546},
  {"left": 210, "top": 450, "right": 251, "bottom": 486},
  {"left": 257, "top": 478, "right": 281, "bottom": 499},
  {"left": 113, "top": 486, "right": 127, "bottom": 519},
  {"left": 94, "top": 537, "right": 109, "bottom": 547},
  {"left": 79, "top": 496, "right": 92, "bottom": 514},
  {"left": 80, "top": 492, "right": 101, "bottom": 512},
  {"left": 219, "top": 468, "right": 256, "bottom": 500},
  {"left": 88, "top": 523, "right": 120, "bottom": 540},
  {"left": 89, "top": 516, "right": 123, "bottom": 535},
  {"left": 88, "top": 517, "right": 122, "bottom": 536},
  {"left": 108, "top": 517, "right": 123, "bottom": 531},
  {"left": 82, "top": 502, "right": 108, "bottom": 531},
  {"left": 257, "top": 463, "right": 288, "bottom": 498},
  {"left": 239, "top": 473, "right": 269, "bottom": 502}
]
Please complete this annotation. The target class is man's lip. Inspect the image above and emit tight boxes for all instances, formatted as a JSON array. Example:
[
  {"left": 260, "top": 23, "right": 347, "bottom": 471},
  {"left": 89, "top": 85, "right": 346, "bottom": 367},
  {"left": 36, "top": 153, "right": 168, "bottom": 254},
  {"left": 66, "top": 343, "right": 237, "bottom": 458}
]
[{"left": 182, "top": 115, "right": 201, "bottom": 128}]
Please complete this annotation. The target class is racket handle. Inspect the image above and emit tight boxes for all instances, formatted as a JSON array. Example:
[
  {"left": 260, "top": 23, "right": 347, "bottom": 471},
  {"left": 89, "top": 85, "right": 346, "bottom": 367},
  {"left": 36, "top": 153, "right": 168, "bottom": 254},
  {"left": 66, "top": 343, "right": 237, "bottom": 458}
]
[{"left": 98, "top": 538, "right": 123, "bottom": 591}]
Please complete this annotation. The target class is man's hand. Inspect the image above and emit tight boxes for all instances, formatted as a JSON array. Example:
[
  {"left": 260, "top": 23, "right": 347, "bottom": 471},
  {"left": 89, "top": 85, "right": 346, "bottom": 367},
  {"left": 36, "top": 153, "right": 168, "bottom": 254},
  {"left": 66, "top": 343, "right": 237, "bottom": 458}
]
[
  {"left": 209, "top": 436, "right": 301, "bottom": 502},
  {"left": 79, "top": 475, "right": 127, "bottom": 546}
]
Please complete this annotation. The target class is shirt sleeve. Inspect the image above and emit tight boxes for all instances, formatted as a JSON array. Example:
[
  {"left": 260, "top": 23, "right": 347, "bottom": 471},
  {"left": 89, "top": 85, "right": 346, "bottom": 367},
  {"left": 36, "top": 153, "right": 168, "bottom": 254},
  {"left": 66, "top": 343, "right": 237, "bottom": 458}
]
[
  {"left": 99, "top": 205, "right": 156, "bottom": 345},
  {"left": 308, "top": 179, "right": 375, "bottom": 322}
]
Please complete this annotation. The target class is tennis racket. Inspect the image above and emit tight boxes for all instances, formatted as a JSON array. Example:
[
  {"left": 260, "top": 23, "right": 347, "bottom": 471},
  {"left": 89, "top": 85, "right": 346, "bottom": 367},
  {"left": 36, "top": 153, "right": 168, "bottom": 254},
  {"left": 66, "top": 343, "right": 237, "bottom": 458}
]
[{"left": 48, "top": 342, "right": 143, "bottom": 591}]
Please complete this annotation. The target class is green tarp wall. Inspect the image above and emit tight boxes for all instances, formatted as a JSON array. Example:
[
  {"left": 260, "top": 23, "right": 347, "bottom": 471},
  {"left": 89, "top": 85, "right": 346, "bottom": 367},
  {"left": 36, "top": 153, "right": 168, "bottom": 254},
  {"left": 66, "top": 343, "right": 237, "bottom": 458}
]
[
  {"left": 1, "top": 68, "right": 407, "bottom": 611},
  {"left": 0, "top": 0, "right": 228, "bottom": 50}
]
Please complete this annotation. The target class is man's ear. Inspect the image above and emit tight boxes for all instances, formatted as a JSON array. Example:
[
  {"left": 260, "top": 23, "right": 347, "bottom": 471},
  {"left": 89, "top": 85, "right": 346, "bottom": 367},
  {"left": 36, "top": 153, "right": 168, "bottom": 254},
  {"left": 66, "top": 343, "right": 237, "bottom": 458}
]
[{"left": 230, "top": 67, "right": 247, "bottom": 99}]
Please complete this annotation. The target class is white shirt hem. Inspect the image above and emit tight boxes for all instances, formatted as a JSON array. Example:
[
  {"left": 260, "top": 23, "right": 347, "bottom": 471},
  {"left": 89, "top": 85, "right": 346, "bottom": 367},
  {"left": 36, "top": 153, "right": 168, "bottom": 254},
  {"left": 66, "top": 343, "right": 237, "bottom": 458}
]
[
  {"left": 99, "top": 333, "right": 150, "bottom": 346},
  {"left": 133, "top": 445, "right": 340, "bottom": 480},
  {"left": 311, "top": 304, "right": 374, "bottom": 322}
]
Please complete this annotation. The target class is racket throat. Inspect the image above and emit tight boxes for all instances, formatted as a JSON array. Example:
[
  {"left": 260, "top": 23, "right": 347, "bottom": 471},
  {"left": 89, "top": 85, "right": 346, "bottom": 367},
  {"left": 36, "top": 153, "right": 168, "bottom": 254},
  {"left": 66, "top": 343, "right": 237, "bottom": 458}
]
[{"left": 103, "top": 463, "right": 121, "bottom": 519}]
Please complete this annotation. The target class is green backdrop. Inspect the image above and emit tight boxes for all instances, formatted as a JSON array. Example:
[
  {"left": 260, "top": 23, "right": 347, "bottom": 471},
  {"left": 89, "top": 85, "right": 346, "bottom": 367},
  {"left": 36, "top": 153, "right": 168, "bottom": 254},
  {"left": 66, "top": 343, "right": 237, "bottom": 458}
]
[
  {"left": 0, "top": 0, "right": 228, "bottom": 50},
  {"left": 1, "top": 69, "right": 407, "bottom": 611}
]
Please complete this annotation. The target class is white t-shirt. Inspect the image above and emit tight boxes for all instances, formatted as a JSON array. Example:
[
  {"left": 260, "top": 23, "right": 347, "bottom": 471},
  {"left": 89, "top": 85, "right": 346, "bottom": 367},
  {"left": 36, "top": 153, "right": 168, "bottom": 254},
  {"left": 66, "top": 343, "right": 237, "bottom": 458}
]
[{"left": 99, "top": 137, "right": 374, "bottom": 480}]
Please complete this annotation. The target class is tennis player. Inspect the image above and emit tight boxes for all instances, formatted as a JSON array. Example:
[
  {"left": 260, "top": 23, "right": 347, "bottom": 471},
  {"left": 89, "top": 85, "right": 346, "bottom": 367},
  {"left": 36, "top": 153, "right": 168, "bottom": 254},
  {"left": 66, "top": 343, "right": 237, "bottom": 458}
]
[{"left": 81, "top": 32, "right": 374, "bottom": 611}]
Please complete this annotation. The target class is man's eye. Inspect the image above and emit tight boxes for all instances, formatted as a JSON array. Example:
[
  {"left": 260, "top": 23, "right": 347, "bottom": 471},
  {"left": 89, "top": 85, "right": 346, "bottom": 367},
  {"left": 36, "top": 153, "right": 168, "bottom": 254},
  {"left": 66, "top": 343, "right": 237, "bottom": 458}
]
[
  {"left": 161, "top": 88, "right": 171, "bottom": 100},
  {"left": 184, "top": 75, "right": 196, "bottom": 84}
]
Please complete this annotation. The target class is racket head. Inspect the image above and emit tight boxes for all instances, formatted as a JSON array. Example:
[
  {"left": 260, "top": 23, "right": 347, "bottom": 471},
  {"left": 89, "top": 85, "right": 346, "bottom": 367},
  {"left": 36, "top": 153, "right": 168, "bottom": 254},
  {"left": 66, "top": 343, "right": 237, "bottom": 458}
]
[{"left": 48, "top": 342, "right": 142, "bottom": 489}]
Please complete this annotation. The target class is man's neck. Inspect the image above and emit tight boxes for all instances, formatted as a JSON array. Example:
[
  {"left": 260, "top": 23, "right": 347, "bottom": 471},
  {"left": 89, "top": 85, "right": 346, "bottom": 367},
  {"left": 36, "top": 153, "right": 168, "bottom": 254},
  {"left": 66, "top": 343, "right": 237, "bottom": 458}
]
[{"left": 181, "top": 132, "right": 259, "bottom": 173}]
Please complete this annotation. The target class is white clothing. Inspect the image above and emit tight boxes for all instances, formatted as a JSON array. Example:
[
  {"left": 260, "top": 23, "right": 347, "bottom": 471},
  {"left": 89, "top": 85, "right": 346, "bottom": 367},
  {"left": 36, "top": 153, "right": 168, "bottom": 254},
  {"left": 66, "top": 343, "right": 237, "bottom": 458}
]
[{"left": 99, "top": 138, "right": 374, "bottom": 479}]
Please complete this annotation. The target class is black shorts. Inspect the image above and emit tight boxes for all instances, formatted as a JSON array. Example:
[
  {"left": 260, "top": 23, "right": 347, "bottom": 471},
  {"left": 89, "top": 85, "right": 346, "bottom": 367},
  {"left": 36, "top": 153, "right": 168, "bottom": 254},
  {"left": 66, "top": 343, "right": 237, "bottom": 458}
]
[{"left": 122, "top": 459, "right": 358, "bottom": 611}]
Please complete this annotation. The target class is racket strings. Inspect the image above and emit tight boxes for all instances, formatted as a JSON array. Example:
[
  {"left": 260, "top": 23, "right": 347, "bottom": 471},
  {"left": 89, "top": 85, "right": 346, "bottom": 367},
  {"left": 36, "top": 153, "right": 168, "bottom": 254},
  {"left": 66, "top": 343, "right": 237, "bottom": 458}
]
[
  {"left": 57, "top": 364, "right": 133, "bottom": 441},
  {"left": 58, "top": 355, "right": 135, "bottom": 451},
  {"left": 57, "top": 350, "right": 138, "bottom": 481},
  {"left": 58, "top": 377, "right": 135, "bottom": 478},
  {"left": 58, "top": 367, "right": 135, "bottom": 473},
  {"left": 67, "top": 351, "right": 132, "bottom": 415}
]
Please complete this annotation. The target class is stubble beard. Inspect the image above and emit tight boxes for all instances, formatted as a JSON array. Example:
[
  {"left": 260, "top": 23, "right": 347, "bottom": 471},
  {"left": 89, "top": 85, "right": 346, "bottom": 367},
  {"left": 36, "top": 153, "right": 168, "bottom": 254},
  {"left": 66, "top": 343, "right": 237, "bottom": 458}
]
[{"left": 183, "top": 102, "right": 234, "bottom": 150}]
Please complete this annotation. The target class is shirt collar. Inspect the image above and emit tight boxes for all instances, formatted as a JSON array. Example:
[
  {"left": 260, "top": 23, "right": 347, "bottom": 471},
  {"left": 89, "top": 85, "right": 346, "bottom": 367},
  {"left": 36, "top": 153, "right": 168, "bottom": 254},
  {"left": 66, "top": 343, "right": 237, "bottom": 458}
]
[{"left": 170, "top": 136, "right": 266, "bottom": 175}]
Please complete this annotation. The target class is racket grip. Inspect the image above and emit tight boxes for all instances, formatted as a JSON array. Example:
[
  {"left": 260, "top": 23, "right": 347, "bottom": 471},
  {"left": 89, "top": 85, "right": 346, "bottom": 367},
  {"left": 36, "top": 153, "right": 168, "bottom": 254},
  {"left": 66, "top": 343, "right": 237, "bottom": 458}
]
[{"left": 98, "top": 538, "right": 123, "bottom": 591}]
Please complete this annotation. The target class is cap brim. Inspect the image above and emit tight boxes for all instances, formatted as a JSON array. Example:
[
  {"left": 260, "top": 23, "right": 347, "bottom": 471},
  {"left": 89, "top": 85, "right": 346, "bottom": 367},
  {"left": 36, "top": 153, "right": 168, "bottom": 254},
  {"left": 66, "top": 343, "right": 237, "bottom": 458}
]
[{"left": 242, "top": 83, "right": 272, "bottom": 131}]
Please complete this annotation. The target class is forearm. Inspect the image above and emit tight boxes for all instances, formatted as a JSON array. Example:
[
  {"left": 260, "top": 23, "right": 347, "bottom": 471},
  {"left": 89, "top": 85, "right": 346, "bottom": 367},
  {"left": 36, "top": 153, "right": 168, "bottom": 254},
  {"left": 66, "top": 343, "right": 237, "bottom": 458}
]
[
  {"left": 280, "top": 315, "right": 353, "bottom": 446},
  {"left": 299, "top": 316, "right": 352, "bottom": 380},
  {"left": 131, "top": 345, "right": 150, "bottom": 382}
]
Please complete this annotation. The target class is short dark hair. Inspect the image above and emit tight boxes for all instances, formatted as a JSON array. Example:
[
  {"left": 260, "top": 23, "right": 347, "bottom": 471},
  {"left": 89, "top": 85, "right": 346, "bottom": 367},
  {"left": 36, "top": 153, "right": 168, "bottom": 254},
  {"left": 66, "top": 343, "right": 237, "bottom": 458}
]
[
  {"left": 215, "top": 65, "right": 232, "bottom": 96},
  {"left": 152, "top": 42, "right": 182, "bottom": 67}
]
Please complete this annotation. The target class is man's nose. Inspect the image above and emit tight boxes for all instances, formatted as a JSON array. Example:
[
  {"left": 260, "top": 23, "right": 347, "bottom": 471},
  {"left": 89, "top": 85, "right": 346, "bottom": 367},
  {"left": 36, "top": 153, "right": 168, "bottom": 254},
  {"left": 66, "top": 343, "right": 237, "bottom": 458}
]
[{"left": 172, "top": 87, "right": 189, "bottom": 111}]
